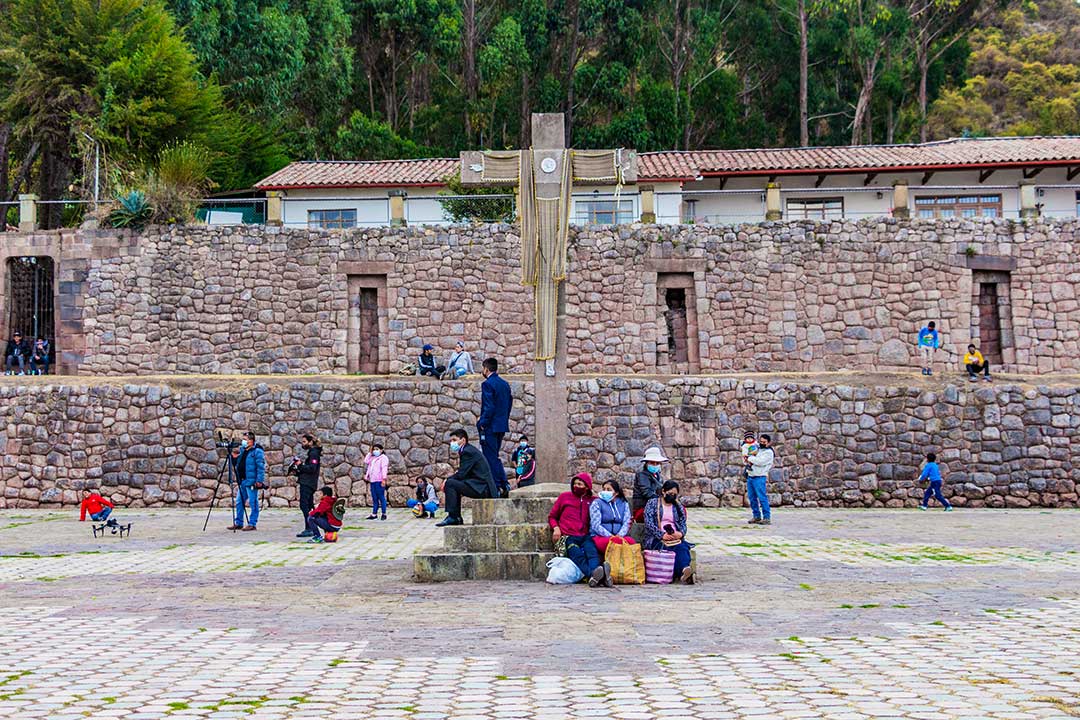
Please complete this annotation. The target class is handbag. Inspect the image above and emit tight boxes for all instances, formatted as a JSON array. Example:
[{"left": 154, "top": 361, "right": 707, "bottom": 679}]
[
  {"left": 605, "top": 538, "right": 645, "bottom": 585},
  {"left": 643, "top": 549, "right": 676, "bottom": 584}
]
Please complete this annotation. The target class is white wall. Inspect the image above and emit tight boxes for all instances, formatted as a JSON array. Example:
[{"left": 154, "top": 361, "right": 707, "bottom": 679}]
[{"left": 277, "top": 169, "right": 1079, "bottom": 227}]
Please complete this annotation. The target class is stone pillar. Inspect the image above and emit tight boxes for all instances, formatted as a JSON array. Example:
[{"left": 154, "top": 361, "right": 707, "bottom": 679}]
[
  {"left": 389, "top": 190, "right": 407, "bottom": 227},
  {"left": 640, "top": 185, "right": 656, "bottom": 223},
  {"left": 892, "top": 180, "right": 910, "bottom": 219},
  {"left": 765, "top": 183, "right": 782, "bottom": 221},
  {"left": 18, "top": 194, "right": 38, "bottom": 232},
  {"left": 531, "top": 113, "right": 570, "bottom": 487},
  {"left": 265, "top": 191, "right": 283, "bottom": 227},
  {"left": 1019, "top": 181, "right": 1039, "bottom": 219}
]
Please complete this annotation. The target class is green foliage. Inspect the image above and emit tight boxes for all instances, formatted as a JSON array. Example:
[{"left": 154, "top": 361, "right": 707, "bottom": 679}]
[
  {"left": 144, "top": 142, "right": 216, "bottom": 223},
  {"left": 108, "top": 190, "right": 154, "bottom": 230},
  {"left": 437, "top": 172, "right": 515, "bottom": 224},
  {"left": 333, "top": 112, "right": 430, "bottom": 160}
]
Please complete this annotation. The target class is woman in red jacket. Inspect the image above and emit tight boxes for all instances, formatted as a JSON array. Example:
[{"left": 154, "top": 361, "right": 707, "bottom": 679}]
[{"left": 548, "top": 472, "right": 611, "bottom": 587}]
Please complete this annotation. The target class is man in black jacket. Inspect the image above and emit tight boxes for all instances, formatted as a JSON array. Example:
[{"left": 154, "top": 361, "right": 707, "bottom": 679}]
[
  {"left": 4, "top": 331, "right": 30, "bottom": 375},
  {"left": 478, "top": 357, "right": 513, "bottom": 497},
  {"left": 436, "top": 428, "right": 496, "bottom": 527},
  {"left": 289, "top": 433, "right": 323, "bottom": 537}
]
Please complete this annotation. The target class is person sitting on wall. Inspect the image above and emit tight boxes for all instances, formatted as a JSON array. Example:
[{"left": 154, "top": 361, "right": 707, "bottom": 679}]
[
  {"left": 590, "top": 479, "right": 635, "bottom": 554},
  {"left": 406, "top": 477, "right": 440, "bottom": 518},
  {"left": 511, "top": 434, "right": 535, "bottom": 488},
  {"left": 4, "top": 331, "right": 31, "bottom": 376},
  {"left": 436, "top": 428, "right": 498, "bottom": 527},
  {"left": 29, "top": 337, "right": 51, "bottom": 376},
  {"left": 444, "top": 341, "right": 475, "bottom": 379},
  {"left": 632, "top": 447, "right": 669, "bottom": 522},
  {"left": 79, "top": 488, "right": 116, "bottom": 524},
  {"left": 550, "top": 472, "right": 612, "bottom": 587},
  {"left": 963, "top": 344, "right": 992, "bottom": 383},
  {"left": 418, "top": 344, "right": 446, "bottom": 378},
  {"left": 643, "top": 480, "right": 696, "bottom": 584}
]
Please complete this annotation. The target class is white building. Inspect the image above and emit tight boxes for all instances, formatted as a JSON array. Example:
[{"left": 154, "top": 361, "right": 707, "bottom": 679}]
[{"left": 255, "top": 136, "right": 1080, "bottom": 228}]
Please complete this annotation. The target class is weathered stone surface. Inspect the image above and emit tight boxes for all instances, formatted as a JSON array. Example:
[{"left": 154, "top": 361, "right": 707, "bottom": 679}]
[
  {"left": 1, "top": 375, "right": 1076, "bottom": 510},
  {"left": 16, "top": 217, "right": 1080, "bottom": 377}
]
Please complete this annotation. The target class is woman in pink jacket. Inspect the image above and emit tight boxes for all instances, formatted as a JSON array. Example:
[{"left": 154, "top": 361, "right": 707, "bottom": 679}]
[{"left": 364, "top": 443, "right": 389, "bottom": 520}]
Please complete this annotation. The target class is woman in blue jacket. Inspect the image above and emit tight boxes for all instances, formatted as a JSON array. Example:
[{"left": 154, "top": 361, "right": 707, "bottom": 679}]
[{"left": 589, "top": 479, "right": 635, "bottom": 554}]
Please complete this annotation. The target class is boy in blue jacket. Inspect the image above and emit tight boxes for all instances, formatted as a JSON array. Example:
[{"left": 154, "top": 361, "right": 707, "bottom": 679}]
[
  {"left": 918, "top": 452, "right": 952, "bottom": 511},
  {"left": 917, "top": 321, "right": 940, "bottom": 376}
]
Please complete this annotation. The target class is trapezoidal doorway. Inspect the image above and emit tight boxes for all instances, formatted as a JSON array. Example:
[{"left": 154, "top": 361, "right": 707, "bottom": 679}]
[
  {"left": 347, "top": 274, "right": 388, "bottom": 374},
  {"left": 5, "top": 256, "right": 55, "bottom": 349}
]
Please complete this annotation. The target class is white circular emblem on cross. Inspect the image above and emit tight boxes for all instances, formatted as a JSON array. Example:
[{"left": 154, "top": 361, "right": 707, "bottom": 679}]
[{"left": 540, "top": 157, "right": 558, "bottom": 174}]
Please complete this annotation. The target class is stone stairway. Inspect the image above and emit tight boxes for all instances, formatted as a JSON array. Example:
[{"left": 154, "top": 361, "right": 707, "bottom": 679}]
[{"left": 413, "top": 484, "right": 562, "bottom": 582}]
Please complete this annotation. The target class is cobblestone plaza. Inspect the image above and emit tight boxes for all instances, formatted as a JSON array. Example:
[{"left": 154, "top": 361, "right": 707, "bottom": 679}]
[{"left": 1, "top": 507, "right": 1077, "bottom": 719}]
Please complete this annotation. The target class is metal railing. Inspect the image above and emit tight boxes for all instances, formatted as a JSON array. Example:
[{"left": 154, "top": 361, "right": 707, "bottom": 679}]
[{"left": 0, "top": 201, "right": 18, "bottom": 231}]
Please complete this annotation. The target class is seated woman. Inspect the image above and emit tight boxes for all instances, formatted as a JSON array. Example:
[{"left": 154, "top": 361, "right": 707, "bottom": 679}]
[
  {"left": 444, "top": 341, "right": 474, "bottom": 379},
  {"left": 406, "top": 477, "right": 439, "bottom": 518},
  {"left": 548, "top": 472, "right": 612, "bottom": 588},
  {"left": 643, "top": 480, "right": 695, "bottom": 584},
  {"left": 589, "top": 479, "right": 635, "bottom": 554}
]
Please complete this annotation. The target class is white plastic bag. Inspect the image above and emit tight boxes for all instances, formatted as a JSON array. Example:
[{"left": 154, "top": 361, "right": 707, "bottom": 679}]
[{"left": 545, "top": 557, "right": 584, "bottom": 584}]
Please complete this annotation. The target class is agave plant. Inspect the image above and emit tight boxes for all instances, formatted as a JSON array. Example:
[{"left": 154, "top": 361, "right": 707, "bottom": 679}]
[{"left": 108, "top": 190, "right": 153, "bottom": 230}]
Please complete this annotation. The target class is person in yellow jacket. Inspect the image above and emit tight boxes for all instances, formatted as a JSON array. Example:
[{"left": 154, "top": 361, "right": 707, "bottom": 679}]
[{"left": 964, "top": 344, "right": 992, "bottom": 382}]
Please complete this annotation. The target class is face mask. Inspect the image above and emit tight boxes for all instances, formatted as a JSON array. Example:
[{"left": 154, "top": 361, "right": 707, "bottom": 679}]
[
  {"left": 241, "top": 440, "right": 249, "bottom": 449},
  {"left": 646, "top": 464, "right": 661, "bottom": 474},
  {"left": 519, "top": 441, "right": 528, "bottom": 447},
  {"left": 572, "top": 485, "right": 587, "bottom": 497},
  {"left": 373, "top": 450, "right": 382, "bottom": 457},
  {"left": 450, "top": 441, "right": 461, "bottom": 453},
  {"left": 664, "top": 492, "right": 678, "bottom": 503},
  {"left": 599, "top": 490, "right": 615, "bottom": 502}
]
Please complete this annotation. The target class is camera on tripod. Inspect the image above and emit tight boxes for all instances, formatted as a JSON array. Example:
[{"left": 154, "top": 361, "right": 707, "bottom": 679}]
[{"left": 216, "top": 431, "right": 241, "bottom": 450}]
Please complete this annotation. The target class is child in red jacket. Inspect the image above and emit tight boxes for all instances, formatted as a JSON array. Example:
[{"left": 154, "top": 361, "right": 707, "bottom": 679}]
[
  {"left": 79, "top": 490, "right": 115, "bottom": 523},
  {"left": 306, "top": 486, "right": 343, "bottom": 543}
]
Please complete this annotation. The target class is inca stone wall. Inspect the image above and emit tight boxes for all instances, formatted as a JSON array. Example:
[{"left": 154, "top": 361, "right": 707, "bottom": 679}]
[
  {"left": 2, "top": 375, "right": 1076, "bottom": 509},
  {"left": 15, "top": 217, "right": 1078, "bottom": 377}
]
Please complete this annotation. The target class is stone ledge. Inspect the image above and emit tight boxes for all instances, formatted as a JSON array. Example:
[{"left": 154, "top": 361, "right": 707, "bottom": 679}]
[{"left": 413, "top": 551, "right": 554, "bottom": 582}]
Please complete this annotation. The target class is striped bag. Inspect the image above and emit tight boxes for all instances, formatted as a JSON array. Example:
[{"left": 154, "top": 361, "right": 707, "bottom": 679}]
[{"left": 643, "top": 549, "right": 676, "bottom": 584}]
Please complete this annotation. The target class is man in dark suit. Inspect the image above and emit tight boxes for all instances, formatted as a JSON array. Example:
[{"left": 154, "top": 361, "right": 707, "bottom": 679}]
[
  {"left": 477, "top": 357, "right": 513, "bottom": 497},
  {"left": 436, "top": 428, "right": 496, "bottom": 526}
]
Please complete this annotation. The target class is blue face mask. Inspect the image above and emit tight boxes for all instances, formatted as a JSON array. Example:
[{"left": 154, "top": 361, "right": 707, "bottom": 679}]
[
  {"left": 450, "top": 441, "right": 461, "bottom": 453},
  {"left": 646, "top": 464, "right": 661, "bottom": 474},
  {"left": 598, "top": 490, "right": 615, "bottom": 502}
]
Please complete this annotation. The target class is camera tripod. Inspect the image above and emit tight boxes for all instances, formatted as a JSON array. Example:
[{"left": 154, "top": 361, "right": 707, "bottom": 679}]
[{"left": 202, "top": 436, "right": 248, "bottom": 532}]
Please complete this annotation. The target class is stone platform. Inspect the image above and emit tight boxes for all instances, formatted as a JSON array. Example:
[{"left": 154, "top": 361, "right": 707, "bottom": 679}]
[{"left": 413, "top": 484, "right": 563, "bottom": 581}]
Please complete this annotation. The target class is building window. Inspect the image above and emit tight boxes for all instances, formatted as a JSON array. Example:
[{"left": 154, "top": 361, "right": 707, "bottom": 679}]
[
  {"left": 575, "top": 199, "right": 634, "bottom": 224},
  {"left": 786, "top": 197, "right": 844, "bottom": 219},
  {"left": 308, "top": 209, "right": 357, "bottom": 229},
  {"left": 915, "top": 195, "right": 1001, "bottom": 219}
]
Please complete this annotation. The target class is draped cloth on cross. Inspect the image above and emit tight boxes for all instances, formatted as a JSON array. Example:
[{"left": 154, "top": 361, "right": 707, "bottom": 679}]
[{"left": 474, "top": 148, "right": 627, "bottom": 361}]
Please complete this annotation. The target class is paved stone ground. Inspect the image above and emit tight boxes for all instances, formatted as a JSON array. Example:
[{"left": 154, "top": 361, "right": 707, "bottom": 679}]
[{"left": 1, "top": 507, "right": 1078, "bottom": 719}]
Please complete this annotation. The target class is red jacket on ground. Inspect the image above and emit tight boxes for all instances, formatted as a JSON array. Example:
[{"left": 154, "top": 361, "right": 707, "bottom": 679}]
[
  {"left": 309, "top": 496, "right": 342, "bottom": 528},
  {"left": 548, "top": 473, "right": 594, "bottom": 537},
  {"left": 80, "top": 494, "right": 114, "bottom": 521}
]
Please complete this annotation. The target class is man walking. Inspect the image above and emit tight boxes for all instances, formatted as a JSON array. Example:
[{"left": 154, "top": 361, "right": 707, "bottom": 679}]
[
  {"left": 229, "top": 431, "right": 265, "bottom": 531},
  {"left": 746, "top": 433, "right": 775, "bottom": 525},
  {"left": 436, "top": 429, "right": 497, "bottom": 527},
  {"left": 477, "top": 358, "right": 512, "bottom": 497}
]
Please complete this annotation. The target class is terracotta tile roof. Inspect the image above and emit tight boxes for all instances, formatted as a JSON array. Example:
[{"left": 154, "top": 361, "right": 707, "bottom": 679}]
[
  {"left": 638, "top": 136, "right": 1080, "bottom": 180},
  {"left": 256, "top": 137, "right": 1080, "bottom": 188},
  {"left": 256, "top": 158, "right": 458, "bottom": 189}
]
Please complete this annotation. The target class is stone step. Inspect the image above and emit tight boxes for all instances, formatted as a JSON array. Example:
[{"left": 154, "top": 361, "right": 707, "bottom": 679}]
[
  {"left": 443, "top": 523, "right": 554, "bottom": 553},
  {"left": 466, "top": 497, "right": 554, "bottom": 526},
  {"left": 413, "top": 551, "right": 554, "bottom": 582}
]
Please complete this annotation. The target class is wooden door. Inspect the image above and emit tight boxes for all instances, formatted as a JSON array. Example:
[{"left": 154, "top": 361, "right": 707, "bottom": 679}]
[
  {"left": 356, "top": 288, "right": 379, "bottom": 374},
  {"left": 978, "top": 282, "right": 1003, "bottom": 365}
]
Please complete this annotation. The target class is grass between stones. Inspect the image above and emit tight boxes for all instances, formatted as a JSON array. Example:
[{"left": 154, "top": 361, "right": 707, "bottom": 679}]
[{"left": 1031, "top": 696, "right": 1080, "bottom": 716}]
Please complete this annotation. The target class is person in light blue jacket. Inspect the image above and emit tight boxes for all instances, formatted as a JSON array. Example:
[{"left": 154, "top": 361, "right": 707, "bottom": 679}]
[
  {"left": 917, "top": 321, "right": 940, "bottom": 376},
  {"left": 229, "top": 431, "right": 265, "bottom": 531}
]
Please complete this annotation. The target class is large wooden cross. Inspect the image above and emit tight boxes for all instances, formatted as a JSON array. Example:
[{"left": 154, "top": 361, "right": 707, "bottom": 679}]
[{"left": 461, "top": 113, "right": 638, "bottom": 487}]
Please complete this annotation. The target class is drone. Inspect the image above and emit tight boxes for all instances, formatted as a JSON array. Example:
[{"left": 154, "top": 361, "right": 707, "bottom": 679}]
[{"left": 92, "top": 518, "right": 132, "bottom": 538}]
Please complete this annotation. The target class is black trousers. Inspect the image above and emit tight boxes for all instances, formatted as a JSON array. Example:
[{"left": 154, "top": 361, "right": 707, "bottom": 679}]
[
  {"left": 966, "top": 361, "right": 990, "bottom": 377},
  {"left": 444, "top": 478, "right": 488, "bottom": 519},
  {"left": 299, "top": 483, "right": 316, "bottom": 526}
]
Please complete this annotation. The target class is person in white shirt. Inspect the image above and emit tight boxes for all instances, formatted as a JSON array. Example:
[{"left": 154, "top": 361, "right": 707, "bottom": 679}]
[{"left": 746, "top": 433, "right": 775, "bottom": 525}]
